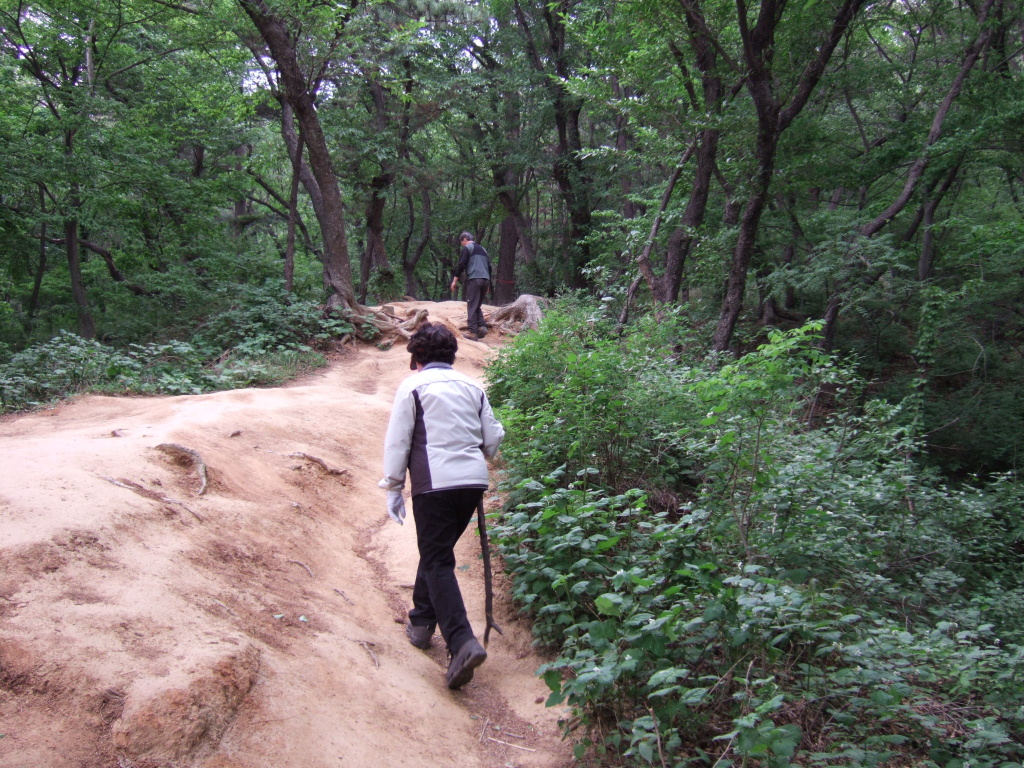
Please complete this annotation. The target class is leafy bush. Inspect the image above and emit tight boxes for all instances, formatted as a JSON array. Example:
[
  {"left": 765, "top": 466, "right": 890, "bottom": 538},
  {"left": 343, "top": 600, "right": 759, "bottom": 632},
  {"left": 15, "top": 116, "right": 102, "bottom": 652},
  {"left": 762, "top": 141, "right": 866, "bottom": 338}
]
[
  {"left": 0, "top": 287, "right": 348, "bottom": 413},
  {"left": 491, "top": 309, "right": 1024, "bottom": 767},
  {"left": 192, "top": 283, "right": 354, "bottom": 357},
  {"left": 487, "top": 298, "right": 701, "bottom": 507}
]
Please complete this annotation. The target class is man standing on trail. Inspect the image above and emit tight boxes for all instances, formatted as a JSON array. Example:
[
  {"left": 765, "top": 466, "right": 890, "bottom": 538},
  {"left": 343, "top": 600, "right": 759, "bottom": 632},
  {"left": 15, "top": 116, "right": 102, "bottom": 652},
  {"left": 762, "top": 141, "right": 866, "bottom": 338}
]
[
  {"left": 450, "top": 232, "right": 492, "bottom": 341},
  {"left": 378, "top": 322, "right": 505, "bottom": 689}
]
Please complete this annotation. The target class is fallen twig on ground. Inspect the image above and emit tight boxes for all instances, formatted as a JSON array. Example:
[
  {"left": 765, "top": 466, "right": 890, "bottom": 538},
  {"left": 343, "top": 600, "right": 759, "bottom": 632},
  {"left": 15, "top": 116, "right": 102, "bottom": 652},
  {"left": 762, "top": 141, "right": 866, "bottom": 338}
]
[
  {"left": 354, "top": 639, "right": 379, "bottom": 667},
  {"left": 287, "top": 559, "right": 315, "bottom": 578},
  {"left": 212, "top": 599, "right": 237, "bottom": 616},
  {"left": 487, "top": 738, "right": 536, "bottom": 752},
  {"left": 102, "top": 476, "right": 203, "bottom": 521}
]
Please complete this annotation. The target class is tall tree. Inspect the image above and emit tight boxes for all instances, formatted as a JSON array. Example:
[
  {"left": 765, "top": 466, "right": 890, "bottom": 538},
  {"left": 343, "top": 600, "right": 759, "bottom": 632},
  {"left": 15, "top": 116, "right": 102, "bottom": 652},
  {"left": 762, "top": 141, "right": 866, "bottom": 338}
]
[
  {"left": 819, "top": 0, "right": 1000, "bottom": 348},
  {"left": 708, "top": 0, "right": 868, "bottom": 352},
  {"left": 513, "top": 0, "right": 594, "bottom": 286},
  {"left": 237, "top": 0, "right": 359, "bottom": 312}
]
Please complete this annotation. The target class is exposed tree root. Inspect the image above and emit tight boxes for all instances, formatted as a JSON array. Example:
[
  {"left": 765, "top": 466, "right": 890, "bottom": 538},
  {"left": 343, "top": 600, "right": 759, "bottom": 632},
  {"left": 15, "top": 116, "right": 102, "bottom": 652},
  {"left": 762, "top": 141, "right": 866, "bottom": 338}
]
[
  {"left": 485, "top": 294, "right": 547, "bottom": 332},
  {"left": 288, "top": 452, "right": 348, "bottom": 476},
  {"left": 349, "top": 296, "right": 545, "bottom": 345},
  {"left": 155, "top": 443, "right": 209, "bottom": 495},
  {"left": 349, "top": 305, "right": 411, "bottom": 340},
  {"left": 102, "top": 476, "right": 204, "bottom": 522}
]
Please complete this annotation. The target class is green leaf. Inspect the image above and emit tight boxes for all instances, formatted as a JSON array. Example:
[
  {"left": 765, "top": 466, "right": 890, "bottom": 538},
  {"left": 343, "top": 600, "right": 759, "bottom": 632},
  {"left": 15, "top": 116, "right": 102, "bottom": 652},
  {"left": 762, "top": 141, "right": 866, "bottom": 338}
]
[{"left": 595, "top": 593, "right": 623, "bottom": 617}]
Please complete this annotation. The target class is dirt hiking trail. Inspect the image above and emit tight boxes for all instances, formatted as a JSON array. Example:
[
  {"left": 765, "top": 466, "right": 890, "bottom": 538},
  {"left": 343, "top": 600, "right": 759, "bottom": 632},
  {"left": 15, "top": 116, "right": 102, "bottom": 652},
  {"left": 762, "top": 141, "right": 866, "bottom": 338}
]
[{"left": 0, "top": 301, "right": 574, "bottom": 768}]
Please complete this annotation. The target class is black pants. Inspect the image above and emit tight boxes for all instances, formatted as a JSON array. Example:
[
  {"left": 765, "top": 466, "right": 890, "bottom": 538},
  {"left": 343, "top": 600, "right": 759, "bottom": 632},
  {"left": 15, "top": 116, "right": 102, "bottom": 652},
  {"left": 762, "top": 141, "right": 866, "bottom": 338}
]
[
  {"left": 465, "top": 278, "right": 489, "bottom": 334},
  {"left": 409, "top": 487, "right": 484, "bottom": 653}
]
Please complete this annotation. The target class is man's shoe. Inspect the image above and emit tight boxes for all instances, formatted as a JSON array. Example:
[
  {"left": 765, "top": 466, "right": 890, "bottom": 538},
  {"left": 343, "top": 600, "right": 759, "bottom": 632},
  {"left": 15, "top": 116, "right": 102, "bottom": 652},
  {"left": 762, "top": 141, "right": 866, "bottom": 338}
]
[
  {"left": 462, "top": 332, "right": 480, "bottom": 342},
  {"left": 445, "top": 638, "right": 487, "bottom": 689},
  {"left": 406, "top": 622, "right": 435, "bottom": 650},
  {"left": 476, "top": 326, "right": 488, "bottom": 339}
]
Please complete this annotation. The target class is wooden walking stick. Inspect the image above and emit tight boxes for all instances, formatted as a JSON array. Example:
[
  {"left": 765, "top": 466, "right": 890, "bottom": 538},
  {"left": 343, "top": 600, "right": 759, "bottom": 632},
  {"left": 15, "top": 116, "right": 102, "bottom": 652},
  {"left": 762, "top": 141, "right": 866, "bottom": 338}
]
[{"left": 477, "top": 496, "right": 503, "bottom": 647}]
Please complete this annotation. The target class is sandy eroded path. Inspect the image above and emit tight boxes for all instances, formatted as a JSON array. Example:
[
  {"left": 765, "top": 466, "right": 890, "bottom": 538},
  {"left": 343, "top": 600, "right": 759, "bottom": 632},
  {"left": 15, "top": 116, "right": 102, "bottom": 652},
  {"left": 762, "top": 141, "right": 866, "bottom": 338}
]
[{"left": 0, "top": 301, "right": 571, "bottom": 768}]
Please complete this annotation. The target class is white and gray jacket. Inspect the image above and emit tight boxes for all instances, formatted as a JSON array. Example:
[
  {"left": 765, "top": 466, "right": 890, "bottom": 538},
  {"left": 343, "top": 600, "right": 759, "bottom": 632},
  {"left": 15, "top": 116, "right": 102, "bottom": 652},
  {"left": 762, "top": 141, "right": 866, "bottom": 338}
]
[{"left": 379, "top": 363, "right": 505, "bottom": 497}]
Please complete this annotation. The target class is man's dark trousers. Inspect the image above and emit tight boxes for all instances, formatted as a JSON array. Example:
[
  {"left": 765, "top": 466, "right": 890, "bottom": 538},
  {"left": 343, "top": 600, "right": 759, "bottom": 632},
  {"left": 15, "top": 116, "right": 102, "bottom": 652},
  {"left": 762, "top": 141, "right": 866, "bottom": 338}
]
[
  {"left": 409, "top": 487, "right": 483, "bottom": 653},
  {"left": 465, "top": 278, "right": 489, "bottom": 335}
]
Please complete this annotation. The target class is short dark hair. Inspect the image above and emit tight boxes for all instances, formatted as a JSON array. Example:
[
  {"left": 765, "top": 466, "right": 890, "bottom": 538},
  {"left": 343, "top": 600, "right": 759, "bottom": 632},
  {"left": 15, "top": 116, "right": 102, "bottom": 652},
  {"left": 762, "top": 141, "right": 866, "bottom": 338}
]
[
  {"left": 406, "top": 322, "right": 457, "bottom": 369},
  {"left": 459, "top": 231, "right": 474, "bottom": 243}
]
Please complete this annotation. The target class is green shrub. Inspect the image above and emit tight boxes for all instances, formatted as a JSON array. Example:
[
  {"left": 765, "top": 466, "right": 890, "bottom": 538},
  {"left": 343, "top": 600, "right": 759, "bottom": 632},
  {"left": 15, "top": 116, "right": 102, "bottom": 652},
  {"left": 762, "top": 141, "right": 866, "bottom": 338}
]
[
  {"left": 488, "top": 299, "right": 701, "bottom": 506},
  {"left": 491, "top": 309, "right": 1024, "bottom": 767},
  {"left": 192, "top": 283, "right": 353, "bottom": 357},
  {"left": 0, "top": 287, "right": 348, "bottom": 413}
]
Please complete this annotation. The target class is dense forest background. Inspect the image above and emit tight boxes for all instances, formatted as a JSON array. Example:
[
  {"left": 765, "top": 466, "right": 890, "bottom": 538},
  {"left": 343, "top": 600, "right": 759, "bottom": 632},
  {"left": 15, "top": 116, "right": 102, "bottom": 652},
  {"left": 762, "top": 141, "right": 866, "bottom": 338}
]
[
  {"left": 2, "top": 0, "right": 1023, "bottom": 473},
  {"left": 2, "top": 0, "right": 1024, "bottom": 765}
]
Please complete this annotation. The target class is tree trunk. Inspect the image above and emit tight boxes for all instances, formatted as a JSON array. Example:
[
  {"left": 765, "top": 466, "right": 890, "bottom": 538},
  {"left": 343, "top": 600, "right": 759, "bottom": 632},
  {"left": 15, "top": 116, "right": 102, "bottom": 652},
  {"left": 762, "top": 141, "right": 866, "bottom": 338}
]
[
  {"left": 612, "top": 77, "right": 639, "bottom": 221},
  {"left": 283, "top": 117, "right": 303, "bottom": 292},
  {"left": 494, "top": 214, "right": 518, "bottom": 305},
  {"left": 27, "top": 184, "right": 48, "bottom": 326},
  {"left": 859, "top": 0, "right": 995, "bottom": 239},
  {"left": 633, "top": 147, "right": 694, "bottom": 309},
  {"left": 279, "top": 102, "right": 326, "bottom": 225},
  {"left": 65, "top": 217, "right": 96, "bottom": 339},
  {"left": 712, "top": 152, "right": 777, "bottom": 351},
  {"left": 656, "top": 8, "right": 723, "bottom": 304},
  {"left": 63, "top": 125, "right": 96, "bottom": 339},
  {"left": 358, "top": 77, "right": 398, "bottom": 302},
  {"left": 232, "top": 145, "right": 250, "bottom": 236},
  {"left": 404, "top": 188, "right": 431, "bottom": 298},
  {"left": 915, "top": 162, "right": 961, "bottom": 281},
  {"left": 494, "top": 164, "right": 536, "bottom": 265},
  {"left": 359, "top": 179, "right": 392, "bottom": 302},
  {"left": 820, "top": 0, "right": 994, "bottom": 346},
  {"left": 658, "top": 128, "right": 718, "bottom": 303}
]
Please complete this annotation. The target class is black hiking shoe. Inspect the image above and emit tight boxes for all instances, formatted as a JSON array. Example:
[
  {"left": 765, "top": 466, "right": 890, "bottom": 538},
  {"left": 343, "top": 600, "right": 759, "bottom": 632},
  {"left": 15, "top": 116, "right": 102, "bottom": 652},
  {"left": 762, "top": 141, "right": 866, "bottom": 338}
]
[
  {"left": 462, "top": 332, "right": 480, "bottom": 342},
  {"left": 476, "top": 326, "right": 488, "bottom": 339},
  {"left": 445, "top": 638, "right": 487, "bottom": 690},
  {"left": 406, "top": 622, "right": 435, "bottom": 650}
]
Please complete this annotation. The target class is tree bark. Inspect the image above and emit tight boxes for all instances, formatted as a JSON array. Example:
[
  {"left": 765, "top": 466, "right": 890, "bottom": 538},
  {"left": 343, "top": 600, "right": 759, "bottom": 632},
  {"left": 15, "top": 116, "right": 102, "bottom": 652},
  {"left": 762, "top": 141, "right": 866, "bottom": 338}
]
[
  {"left": 656, "top": 9, "right": 725, "bottom": 303},
  {"left": 359, "top": 178, "right": 393, "bottom": 302},
  {"left": 658, "top": 128, "right": 718, "bottom": 302},
  {"left": 403, "top": 187, "right": 431, "bottom": 298},
  {"left": 284, "top": 115, "right": 303, "bottom": 292},
  {"left": 27, "top": 184, "right": 48, "bottom": 326},
  {"left": 279, "top": 102, "right": 326, "bottom": 225},
  {"left": 65, "top": 217, "right": 96, "bottom": 339},
  {"left": 494, "top": 214, "right": 518, "bottom": 305},
  {"left": 63, "top": 123, "right": 96, "bottom": 339},
  {"left": 633, "top": 146, "right": 694, "bottom": 306}
]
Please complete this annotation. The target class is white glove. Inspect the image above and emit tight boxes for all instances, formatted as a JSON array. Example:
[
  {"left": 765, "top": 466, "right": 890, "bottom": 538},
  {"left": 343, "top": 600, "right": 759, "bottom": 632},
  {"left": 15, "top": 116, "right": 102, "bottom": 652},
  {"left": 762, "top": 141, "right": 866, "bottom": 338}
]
[{"left": 387, "top": 491, "right": 406, "bottom": 525}]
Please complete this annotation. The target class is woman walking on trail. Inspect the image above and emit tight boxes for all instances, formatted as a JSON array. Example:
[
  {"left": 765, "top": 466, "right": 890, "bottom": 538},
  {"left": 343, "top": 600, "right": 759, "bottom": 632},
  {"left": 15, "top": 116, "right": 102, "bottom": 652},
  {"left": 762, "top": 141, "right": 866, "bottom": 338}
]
[{"left": 378, "top": 322, "right": 505, "bottom": 689}]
